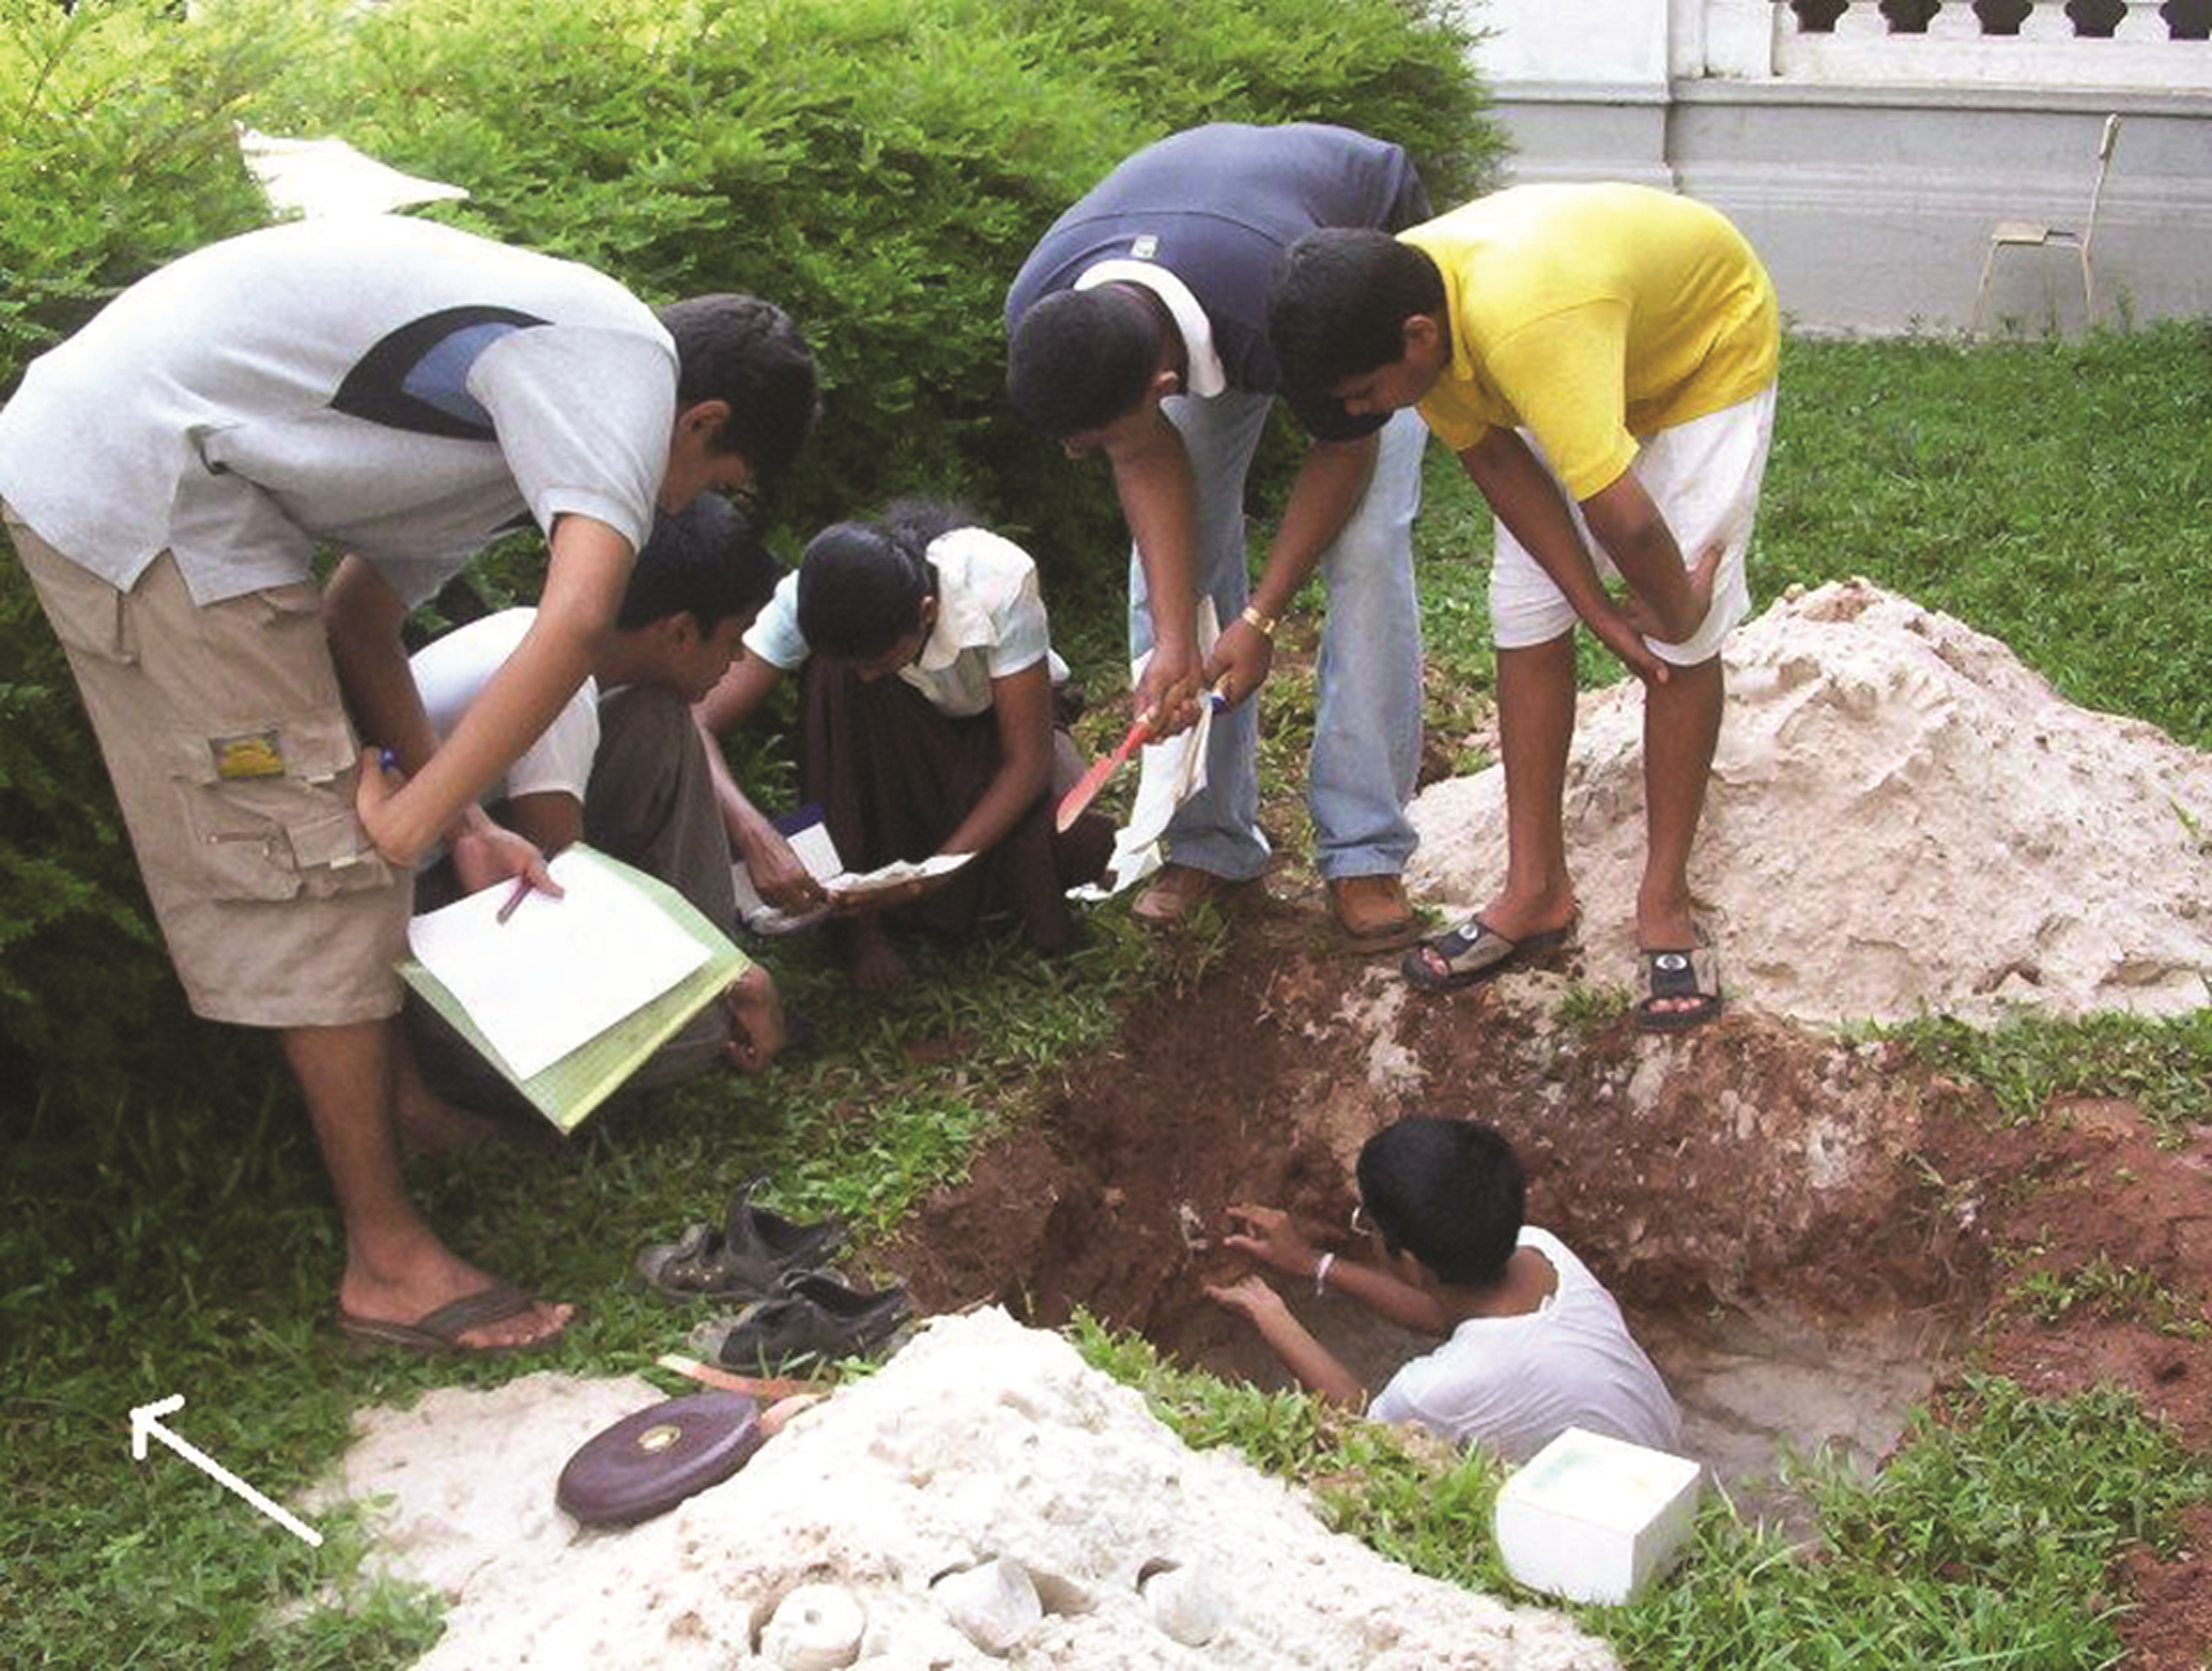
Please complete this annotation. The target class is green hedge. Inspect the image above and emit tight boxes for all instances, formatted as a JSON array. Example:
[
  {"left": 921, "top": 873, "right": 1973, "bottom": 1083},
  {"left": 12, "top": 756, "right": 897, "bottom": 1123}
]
[{"left": 0, "top": 0, "right": 1500, "bottom": 1102}]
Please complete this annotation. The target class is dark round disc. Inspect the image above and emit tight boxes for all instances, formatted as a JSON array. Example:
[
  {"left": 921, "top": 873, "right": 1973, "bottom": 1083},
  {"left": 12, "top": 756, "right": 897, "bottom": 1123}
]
[{"left": 557, "top": 1390, "right": 762, "bottom": 1526}]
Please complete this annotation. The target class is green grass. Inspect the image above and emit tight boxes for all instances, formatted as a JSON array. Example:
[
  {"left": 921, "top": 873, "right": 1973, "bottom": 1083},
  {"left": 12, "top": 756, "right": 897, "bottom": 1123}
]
[
  {"left": 1079, "top": 1321, "right": 2211, "bottom": 1670},
  {"left": 1603, "top": 1377, "right": 2211, "bottom": 1669},
  {"left": 1877, "top": 1007, "right": 2212, "bottom": 1142},
  {"left": 7, "top": 327, "right": 2211, "bottom": 1666}
]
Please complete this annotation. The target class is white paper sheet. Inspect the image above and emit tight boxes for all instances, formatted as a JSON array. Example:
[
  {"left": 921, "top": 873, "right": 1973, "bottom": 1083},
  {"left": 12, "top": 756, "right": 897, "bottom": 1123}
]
[
  {"left": 731, "top": 816, "right": 975, "bottom": 934},
  {"left": 829, "top": 850, "right": 973, "bottom": 898},
  {"left": 407, "top": 848, "right": 710, "bottom": 1080},
  {"left": 235, "top": 126, "right": 470, "bottom": 219}
]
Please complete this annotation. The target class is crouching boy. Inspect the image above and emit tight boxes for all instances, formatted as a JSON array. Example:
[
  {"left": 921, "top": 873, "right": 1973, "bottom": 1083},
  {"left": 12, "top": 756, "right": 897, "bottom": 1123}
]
[
  {"left": 1206, "top": 1114, "right": 1681, "bottom": 1462},
  {"left": 406, "top": 492, "right": 787, "bottom": 1105}
]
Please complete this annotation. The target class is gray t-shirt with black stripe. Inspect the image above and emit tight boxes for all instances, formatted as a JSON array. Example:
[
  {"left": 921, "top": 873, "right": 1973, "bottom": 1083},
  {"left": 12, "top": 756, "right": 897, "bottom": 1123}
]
[{"left": 0, "top": 214, "right": 672, "bottom": 606}]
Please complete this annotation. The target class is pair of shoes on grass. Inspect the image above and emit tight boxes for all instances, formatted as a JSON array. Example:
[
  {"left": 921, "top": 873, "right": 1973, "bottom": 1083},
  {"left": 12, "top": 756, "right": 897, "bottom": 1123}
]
[{"left": 637, "top": 1178, "right": 910, "bottom": 1372}]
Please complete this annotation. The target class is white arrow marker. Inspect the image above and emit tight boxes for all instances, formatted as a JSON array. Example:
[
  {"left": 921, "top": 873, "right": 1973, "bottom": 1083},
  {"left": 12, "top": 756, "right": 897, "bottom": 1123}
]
[{"left": 128, "top": 1394, "right": 324, "bottom": 1548}]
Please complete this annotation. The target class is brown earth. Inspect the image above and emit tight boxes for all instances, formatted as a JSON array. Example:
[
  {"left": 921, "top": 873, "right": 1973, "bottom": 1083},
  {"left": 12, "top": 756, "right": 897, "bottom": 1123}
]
[{"left": 883, "top": 885, "right": 2212, "bottom": 1668}]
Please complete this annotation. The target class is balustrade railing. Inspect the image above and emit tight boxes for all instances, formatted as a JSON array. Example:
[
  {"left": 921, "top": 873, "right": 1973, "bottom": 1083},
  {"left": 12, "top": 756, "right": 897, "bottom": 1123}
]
[{"left": 1699, "top": 0, "right": 2211, "bottom": 84}]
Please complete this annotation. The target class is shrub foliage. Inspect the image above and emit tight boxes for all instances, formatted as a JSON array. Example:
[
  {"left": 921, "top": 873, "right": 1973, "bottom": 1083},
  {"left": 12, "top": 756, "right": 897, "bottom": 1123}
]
[{"left": 0, "top": 0, "right": 1498, "bottom": 1102}]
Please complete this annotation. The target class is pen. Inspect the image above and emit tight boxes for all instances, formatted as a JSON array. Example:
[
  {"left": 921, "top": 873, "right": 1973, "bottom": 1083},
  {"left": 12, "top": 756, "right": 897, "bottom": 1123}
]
[{"left": 495, "top": 875, "right": 533, "bottom": 925}]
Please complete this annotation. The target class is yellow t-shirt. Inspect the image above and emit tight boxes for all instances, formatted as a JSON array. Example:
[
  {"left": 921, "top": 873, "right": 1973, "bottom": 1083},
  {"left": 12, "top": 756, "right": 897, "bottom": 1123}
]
[{"left": 1402, "top": 184, "right": 1779, "bottom": 500}]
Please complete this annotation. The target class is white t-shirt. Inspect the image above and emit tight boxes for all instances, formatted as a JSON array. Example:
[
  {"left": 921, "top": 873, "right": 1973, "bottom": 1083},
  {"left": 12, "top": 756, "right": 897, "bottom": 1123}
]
[
  {"left": 744, "top": 524, "right": 1066, "bottom": 718},
  {"left": 410, "top": 608, "right": 599, "bottom": 807},
  {"left": 1369, "top": 1227, "right": 1683, "bottom": 1464},
  {"left": 0, "top": 215, "right": 673, "bottom": 607}
]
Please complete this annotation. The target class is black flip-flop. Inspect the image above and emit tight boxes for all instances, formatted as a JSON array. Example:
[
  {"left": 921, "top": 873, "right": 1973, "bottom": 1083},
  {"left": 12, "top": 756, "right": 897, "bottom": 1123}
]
[
  {"left": 1637, "top": 940, "right": 1723, "bottom": 1032},
  {"left": 337, "top": 1282, "right": 566, "bottom": 1357},
  {"left": 1400, "top": 916, "right": 1576, "bottom": 993}
]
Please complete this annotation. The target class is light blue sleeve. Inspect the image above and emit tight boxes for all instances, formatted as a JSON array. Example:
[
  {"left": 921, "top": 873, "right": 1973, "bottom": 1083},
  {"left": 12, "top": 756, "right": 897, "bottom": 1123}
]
[{"left": 741, "top": 571, "right": 810, "bottom": 670}]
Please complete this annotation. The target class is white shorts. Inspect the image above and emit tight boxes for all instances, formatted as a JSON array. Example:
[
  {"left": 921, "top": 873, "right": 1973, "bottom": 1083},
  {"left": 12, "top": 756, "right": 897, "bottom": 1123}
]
[{"left": 1490, "top": 383, "right": 1777, "bottom": 667}]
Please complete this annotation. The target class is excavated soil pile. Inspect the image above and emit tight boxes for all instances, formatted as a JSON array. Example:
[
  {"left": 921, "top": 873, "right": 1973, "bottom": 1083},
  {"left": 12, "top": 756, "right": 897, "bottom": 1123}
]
[
  {"left": 1408, "top": 579, "right": 2212, "bottom": 1024},
  {"left": 314, "top": 1311, "right": 1616, "bottom": 1670}
]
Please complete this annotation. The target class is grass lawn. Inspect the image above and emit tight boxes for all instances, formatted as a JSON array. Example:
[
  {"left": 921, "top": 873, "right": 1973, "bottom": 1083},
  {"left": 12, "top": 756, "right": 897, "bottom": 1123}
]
[{"left": 4, "top": 320, "right": 2209, "bottom": 1667}]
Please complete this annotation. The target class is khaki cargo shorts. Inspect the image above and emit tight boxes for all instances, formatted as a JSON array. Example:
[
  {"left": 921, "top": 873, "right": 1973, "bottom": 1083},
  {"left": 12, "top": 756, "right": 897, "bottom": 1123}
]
[{"left": 8, "top": 507, "right": 407, "bottom": 1028}]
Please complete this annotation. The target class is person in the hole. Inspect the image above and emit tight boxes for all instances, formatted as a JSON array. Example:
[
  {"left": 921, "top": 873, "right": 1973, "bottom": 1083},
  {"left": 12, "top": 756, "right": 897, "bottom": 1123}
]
[
  {"left": 1204, "top": 1114, "right": 1681, "bottom": 1462},
  {"left": 695, "top": 498, "right": 1114, "bottom": 992}
]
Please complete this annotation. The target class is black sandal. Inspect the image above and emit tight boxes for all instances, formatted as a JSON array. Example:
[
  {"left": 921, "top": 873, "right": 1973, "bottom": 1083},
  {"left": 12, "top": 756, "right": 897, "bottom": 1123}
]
[
  {"left": 1637, "top": 940, "right": 1723, "bottom": 1032},
  {"left": 1400, "top": 916, "right": 1575, "bottom": 993},
  {"left": 636, "top": 1178, "right": 846, "bottom": 1301}
]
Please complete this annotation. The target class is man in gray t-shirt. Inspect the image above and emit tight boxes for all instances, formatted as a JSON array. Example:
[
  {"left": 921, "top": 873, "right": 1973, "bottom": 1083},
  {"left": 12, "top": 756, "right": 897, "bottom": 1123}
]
[{"left": 0, "top": 214, "right": 815, "bottom": 1356}]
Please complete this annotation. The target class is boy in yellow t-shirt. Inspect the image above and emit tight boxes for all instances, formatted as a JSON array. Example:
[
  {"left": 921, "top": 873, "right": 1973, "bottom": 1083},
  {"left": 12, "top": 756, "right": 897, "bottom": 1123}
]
[{"left": 1267, "top": 184, "right": 1780, "bottom": 1030}]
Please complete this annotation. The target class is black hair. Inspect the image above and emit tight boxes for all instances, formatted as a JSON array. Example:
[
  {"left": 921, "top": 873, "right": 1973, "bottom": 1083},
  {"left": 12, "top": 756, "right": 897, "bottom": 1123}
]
[
  {"left": 1353, "top": 1115, "right": 1525, "bottom": 1290},
  {"left": 1267, "top": 229, "right": 1447, "bottom": 397},
  {"left": 655, "top": 294, "right": 821, "bottom": 485},
  {"left": 795, "top": 498, "right": 972, "bottom": 661},
  {"left": 616, "top": 492, "right": 784, "bottom": 635},
  {"left": 1006, "top": 287, "right": 1164, "bottom": 440}
]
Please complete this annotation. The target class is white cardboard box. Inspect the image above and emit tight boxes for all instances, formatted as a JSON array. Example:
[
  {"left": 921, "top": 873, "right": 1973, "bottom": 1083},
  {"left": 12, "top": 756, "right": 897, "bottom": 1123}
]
[{"left": 1492, "top": 1426, "right": 1703, "bottom": 1605}]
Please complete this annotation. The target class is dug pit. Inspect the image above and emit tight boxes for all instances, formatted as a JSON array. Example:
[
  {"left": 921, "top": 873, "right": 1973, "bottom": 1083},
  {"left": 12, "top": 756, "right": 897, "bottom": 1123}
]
[
  {"left": 896, "top": 579, "right": 2212, "bottom": 1504},
  {"left": 889, "top": 911, "right": 1986, "bottom": 1507}
]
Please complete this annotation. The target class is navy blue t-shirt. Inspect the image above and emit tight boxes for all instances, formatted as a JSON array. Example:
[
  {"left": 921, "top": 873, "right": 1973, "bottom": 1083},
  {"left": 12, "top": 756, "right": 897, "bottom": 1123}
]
[{"left": 1005, "top": 123, "right": 1430, "bottom": 441}]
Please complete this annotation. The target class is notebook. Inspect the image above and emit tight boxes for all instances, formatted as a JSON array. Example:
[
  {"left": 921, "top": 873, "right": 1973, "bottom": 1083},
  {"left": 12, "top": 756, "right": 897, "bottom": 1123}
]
[{"left": 400, "top": 845, "right": 751, "bottom": 1133}]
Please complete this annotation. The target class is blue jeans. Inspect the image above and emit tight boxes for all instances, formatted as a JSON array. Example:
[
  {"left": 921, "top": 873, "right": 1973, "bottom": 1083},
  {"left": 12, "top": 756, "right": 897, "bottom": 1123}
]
[{"left": 1129, "top": 395, "right": 1425, "bottom": 882}]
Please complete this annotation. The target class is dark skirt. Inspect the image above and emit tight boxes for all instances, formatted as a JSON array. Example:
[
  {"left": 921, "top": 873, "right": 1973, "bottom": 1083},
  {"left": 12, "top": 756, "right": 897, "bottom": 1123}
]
[{"left": 799, "top": 659, "right": 1114, "bottom": 953}]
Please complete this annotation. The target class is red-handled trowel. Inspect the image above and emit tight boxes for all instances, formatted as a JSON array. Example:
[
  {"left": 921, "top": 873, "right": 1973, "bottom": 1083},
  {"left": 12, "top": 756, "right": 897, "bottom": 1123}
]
[{"left": 1054, "top": 716, "right": 1151, "bottom": 833}]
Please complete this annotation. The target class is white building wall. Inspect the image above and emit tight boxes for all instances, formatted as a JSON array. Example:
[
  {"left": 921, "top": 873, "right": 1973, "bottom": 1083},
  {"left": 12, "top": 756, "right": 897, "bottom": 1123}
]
[{"left": 1457, "top": 0, "right": 2212, "bottom": 333}]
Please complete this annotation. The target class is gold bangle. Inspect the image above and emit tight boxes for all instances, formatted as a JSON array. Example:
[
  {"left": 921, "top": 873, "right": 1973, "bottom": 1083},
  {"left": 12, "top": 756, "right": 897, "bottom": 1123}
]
[{"left": 1240, "top": 604, "right": 1277, "bottom": 639}]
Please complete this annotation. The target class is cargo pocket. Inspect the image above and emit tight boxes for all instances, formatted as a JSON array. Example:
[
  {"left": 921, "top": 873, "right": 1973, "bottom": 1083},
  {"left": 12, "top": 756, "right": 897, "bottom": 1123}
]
[{"left": 170, "top": 712, "right": 393, "bottom": 903}]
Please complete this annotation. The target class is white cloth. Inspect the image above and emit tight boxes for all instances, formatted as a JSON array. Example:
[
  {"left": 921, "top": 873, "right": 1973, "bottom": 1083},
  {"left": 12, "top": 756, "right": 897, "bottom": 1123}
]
[
  {"left": 1369, "top": 1227, "right": 1682, "bottom": 1465},
  {"left": 745, "top": 525, "right": 1065, "bottom": 718},
  {"left": 410, "top": 608, "right": 600, "bottom": 807},
  {"left": 1072, "top": 258, "right": 1228, "bottom": 398},
  {"left": 0, "top": 215, "right": 672, "bottom": 608}
]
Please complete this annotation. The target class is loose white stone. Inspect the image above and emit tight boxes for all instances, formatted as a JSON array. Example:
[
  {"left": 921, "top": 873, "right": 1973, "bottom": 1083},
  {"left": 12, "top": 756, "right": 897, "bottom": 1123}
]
[
  {"left": 931, "top": 1557, "right": 1040, "bottom": 1656},
  {"left": 761, "top": 1583, "right": 866, "bottom": 1670}
]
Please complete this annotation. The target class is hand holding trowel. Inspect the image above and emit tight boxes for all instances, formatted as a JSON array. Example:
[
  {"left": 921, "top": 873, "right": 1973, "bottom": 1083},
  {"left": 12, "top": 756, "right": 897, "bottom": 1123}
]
[
  {"left": 1055, "top": 713, "right": 1153, "bottom": 833},
  {"left": 1055, "top": 673, "right": 1240, "bottom": 835}
]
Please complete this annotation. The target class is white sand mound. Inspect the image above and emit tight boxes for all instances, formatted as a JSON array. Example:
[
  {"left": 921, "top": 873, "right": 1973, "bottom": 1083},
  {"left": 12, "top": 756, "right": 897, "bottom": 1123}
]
[
  {"left": 1408, "top": 580, "right": 2212, "bottom": 1024},
  {"left": 314, "top": 1309, "right": 1615, "bottom": 1670}
]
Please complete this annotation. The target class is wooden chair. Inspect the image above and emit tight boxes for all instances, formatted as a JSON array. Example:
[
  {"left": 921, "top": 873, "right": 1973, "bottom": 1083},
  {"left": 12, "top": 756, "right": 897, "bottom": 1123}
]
[{"left": 1971, "top": 114, "right": 2122, "bottom": 333}]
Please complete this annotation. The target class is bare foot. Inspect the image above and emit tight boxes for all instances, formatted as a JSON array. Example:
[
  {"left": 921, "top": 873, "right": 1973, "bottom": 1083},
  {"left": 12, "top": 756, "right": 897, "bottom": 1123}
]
[
  {"left": 1636, "top": 894, "right": 1705, "bottom": 1019},
  {"left": 1475, "top": 884, "right": 1578, "bottom": 947},
  {"left": 721, "top": 967, "right": 787, "bottom": 1073},
  {"left": 338, "top": 1240, "right": 572, "bottom": 1351},
  {"left": 846, "top": 929, "right": 909, "bottom": 996}
]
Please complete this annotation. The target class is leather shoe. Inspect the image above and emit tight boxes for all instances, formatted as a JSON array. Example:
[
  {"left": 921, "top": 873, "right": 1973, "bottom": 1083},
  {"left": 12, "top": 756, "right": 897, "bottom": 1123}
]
[
  {"left": 636, "top": 1178, "right": 846, "bottom": 1301},
  {"left": 1131, "top": 864, "right": 1250, "bottom": 927},
  {"left": 1328, "top": 875, "right": 1417, "bottom": 945},
  {"left": 695, "top": 1275, "right": 911, "bottom": 1372}
]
